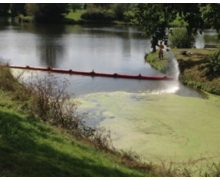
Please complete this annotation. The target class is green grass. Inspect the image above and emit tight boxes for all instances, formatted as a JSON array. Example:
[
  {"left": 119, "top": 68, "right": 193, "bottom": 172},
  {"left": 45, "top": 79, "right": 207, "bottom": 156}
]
[
  {"left": 145, "top": 50, "right": 169, "bottom": 73},
  {"left": 145, "top": 48, "right": 220, "bottom": 95},
  {"left": 173, "top": 48, "right": 220, "bottom": 95},
  {"left": 65, "top": 10, "right": 85, "bottom": 21},
  {"left": 171, "top": 48, "right": 215, "bottom": 61},
  {"left": 0, "top": 89, "right": 152, "bottom": 177}
]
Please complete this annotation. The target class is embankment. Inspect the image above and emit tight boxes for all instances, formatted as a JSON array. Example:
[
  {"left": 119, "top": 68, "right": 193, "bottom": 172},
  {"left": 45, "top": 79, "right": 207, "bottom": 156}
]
[
  {"left": 0, "top": 63, "right": 152, "bottom": 177},
  {"left": 145, "top": 48, "right": 220, "bottom": 95}
]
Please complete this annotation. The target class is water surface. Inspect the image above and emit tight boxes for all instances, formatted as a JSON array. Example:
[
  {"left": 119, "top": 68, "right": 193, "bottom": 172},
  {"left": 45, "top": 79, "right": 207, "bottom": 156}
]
[
  {"left": 0, "top": 21, "right": 214, "bottom": 97},
  {"left": 2, "top": 19, "right": 220, "bottom": 174}
]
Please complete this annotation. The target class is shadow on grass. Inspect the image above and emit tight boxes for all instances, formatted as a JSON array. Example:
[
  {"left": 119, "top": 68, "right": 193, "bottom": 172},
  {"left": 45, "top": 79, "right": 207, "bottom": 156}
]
[
  {"left": 177, "top": 59, "right": 209, "bottom": 74},
  {"left": 0, "top": 110, "right": 142, "bottom": 177}
]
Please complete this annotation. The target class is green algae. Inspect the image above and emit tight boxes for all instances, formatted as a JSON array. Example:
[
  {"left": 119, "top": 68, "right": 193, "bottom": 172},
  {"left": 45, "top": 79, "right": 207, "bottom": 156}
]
[{"left": 79, "top": 91, "right": 220, "bottom": 170}]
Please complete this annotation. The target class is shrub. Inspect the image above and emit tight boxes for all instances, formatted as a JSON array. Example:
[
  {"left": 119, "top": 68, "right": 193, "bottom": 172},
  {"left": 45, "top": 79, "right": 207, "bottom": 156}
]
[
  {"left": 123, "top": 11, "right": 135, "bottom": 22},
  {"left": 168, "top": 28, "right": 196, "bottom": 48},
  {"left": 81, "top": 8, "right": 115, "bottom": 22},
  {"left": 70, "top": 3, "right": 82, "bottom": 12},
  {"left": 22, "top": 75, "right": 90, "bottom": 135},
  {"left": 111, "top": 3, "right": 126, "bottom": 20},
  {"left": 210, "top": 47, "right": 220, "bottom": 66},
  {"left": 202, "top": 47, "right": 220, "bottom": 78},
  {"left": 0, "top": 59, "right": 20, "bottom": 92}
]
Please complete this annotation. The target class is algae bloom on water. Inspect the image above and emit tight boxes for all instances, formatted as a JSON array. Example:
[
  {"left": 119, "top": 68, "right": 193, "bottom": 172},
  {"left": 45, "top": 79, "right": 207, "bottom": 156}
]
[{"left": 79, "top": 91, "right": 220, "bottom": 173}]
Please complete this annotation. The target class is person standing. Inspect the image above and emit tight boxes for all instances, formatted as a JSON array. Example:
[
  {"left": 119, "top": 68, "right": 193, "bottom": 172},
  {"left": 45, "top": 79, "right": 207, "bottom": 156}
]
[{"left": 158, "top": 41, "right": 164, "bottom": 60}]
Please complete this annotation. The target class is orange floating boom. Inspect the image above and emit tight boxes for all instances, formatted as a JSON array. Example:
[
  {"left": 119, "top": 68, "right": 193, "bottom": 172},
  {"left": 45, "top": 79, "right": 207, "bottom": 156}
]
[{"left": 8, "top": 65, "right": 174, "bottom": 80}]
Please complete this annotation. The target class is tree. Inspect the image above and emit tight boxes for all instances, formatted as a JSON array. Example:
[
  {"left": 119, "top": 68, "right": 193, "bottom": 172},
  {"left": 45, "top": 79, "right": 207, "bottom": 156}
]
[
  {"left": 168, "top": 28, "right": 196, "bottom": 48},
  {"left": 135, "top": 3, "right": 204, "bottom": 52},
  {"left": 200, "top": 3, "right": 220, "bottom": 39},
  {"left": 11, "top": 3, "right": 26, "bottom": 17},
  {"left": 25, "top": 3, "right": 70, "bottom": 23},
  {"left": 0, "top": 3, "right": 10, "bottom": 16},
  {"left": 111, "top": 3, "right": 127, "bottom": 21},
  {"left": 25, "top": 3, "right": 38, "bottom": 16},
  {"left": 70, "top": 3, "right": 82, "bottom": 12}
]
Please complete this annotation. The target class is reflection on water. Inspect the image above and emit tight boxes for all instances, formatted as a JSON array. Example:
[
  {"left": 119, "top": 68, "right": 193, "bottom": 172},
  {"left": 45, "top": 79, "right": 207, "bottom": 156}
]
[
  {"left": 0, "top": 19, "right": 217, "bottom": 97},
  {"left": 195, "top": 29, "right": 218, "bottom": 49}
]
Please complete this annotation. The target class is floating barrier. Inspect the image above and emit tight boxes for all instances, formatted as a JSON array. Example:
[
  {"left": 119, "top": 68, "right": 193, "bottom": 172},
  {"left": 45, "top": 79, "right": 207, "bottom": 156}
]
[{"left": 8, "top": 65, "right": 174, "bottom": 80}]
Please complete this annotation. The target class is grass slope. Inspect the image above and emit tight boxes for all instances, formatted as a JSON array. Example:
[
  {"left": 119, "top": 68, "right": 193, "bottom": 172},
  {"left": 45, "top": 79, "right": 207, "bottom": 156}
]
[
  {"left": 145, "top": 50, "right": 169, "bottom": 73},
  {"left": 146, "top": 48, "right": 220, "bottom": 95},
  {"left": 65, "top": 10, "right": 85, "bottom": 21},
  {"left": 0, "top": 90, "right": 149, "bottom": 177},
  {"left": 171, "top": 48, "right": 220, "bottom": 95}
]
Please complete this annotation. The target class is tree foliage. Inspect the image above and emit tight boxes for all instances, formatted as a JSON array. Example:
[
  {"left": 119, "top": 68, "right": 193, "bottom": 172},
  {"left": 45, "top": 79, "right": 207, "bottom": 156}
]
[
  {"left": 81, "top": 8, "right": 115, "bottom": 22},
  {"left": 70, "top": 3, "right": 82, "bottom": 12},
  {"left": 0, "top": 3, "right": 10, "bottom": 16},
  {"left": 81, "top": 3, "right": 135, "bottom": 23},
  {"left": 168, "top": 28, "right": 195, "bottom": 48},
  {"left": 35, "top": 3, "right": 70, "bottom": 23},
  {"left": 11, "top": 3, "right": 26, "bottom": 17},
  {"left": 25, "top": 3, "right": 38, "bottom": 16},
  {"left": 111, "top": 3, "right": 127, "bottom": 20},
  {"left": 200, "top": 3, "right": 220, "bottom": 39},
  {"left": 25, "top": 3, "right": 70, "bottom": 23},
  {"left": 135, "top": 3, "right": 204, "bottom": 51}
]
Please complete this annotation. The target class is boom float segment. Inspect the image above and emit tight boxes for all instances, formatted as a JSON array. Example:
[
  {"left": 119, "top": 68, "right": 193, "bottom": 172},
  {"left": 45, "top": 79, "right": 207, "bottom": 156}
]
[{"left": 8, "top": 65, "right": 174, "bottom": 80}]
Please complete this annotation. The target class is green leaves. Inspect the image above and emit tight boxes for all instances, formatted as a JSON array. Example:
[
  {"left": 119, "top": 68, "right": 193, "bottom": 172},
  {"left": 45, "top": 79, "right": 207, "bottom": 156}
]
[
  {"left": 200, "top": 3, "right": 220, "bottom": 39},
  {"left": 168, "top": 28, "right": 196, "bottom": 48},
  {"left": 33, "top": 3, "right": 70, "bottom": 23},
  {"left": 135, "top": 3, "right": 206, "bottom": 51}
]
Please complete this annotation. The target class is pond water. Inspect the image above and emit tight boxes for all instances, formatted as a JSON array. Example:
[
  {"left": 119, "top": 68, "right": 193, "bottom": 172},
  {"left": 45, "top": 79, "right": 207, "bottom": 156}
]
[
  {"left": 0, "top": 19, "right": 215, "bottom": 97},
  {"left": 79, "top": 91, "right": 220, "bottom": 174},
  {"left": 1, "top": 19, "right": 220, "bottom": 173}
]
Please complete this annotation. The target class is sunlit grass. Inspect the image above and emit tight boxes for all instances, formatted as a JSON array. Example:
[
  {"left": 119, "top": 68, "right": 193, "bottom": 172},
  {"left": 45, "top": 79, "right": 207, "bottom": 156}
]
[
  {"left": 0, "top": 91, "right": 149, "bottom": 176},
  {"left": 65, "top": 10, "right": 85, "bottom": 21}
]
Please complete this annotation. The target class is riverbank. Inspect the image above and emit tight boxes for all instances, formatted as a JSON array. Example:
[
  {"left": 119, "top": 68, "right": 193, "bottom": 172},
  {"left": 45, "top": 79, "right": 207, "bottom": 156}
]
[
  {"left": 145, "top": 48, "right": 220, "bottom": 95},
  {"left": 0, "top": 63, "right": 156, "bottom": 177},
  {"left": 2, "top": 59, "right": 220, "bottom": 176},
  {"left": 12, "top": 9, "right": 195, "bottom": 27},
  {"left": 12, "top": 10, "right": 136, "bottom": 26},
  {"left": 0, "top": 91, "right": 151, "bottom": 177}
]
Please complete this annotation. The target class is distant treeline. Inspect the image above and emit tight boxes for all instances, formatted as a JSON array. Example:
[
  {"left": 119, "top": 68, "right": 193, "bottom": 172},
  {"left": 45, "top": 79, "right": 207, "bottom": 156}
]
[
  {"left": 0, "top": 3, "right": 136, "bottom": 23},
  {"left": 80, "top": 3, "right": 136, "bottom": 23}
]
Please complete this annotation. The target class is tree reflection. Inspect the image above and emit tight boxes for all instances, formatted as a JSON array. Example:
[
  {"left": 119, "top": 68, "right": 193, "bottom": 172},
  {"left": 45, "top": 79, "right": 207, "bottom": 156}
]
[{"left": 28, "top": 24, "right": 66, "bottom": 67}]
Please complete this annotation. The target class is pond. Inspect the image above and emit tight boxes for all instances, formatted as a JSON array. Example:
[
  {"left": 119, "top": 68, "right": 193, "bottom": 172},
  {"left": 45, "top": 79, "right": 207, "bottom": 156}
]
[
  {"left": 1, "top": 19, "right": 220, "bottom": 173},
  {"left": 0, "top": 19, "right": 214, "bottom": 97}
]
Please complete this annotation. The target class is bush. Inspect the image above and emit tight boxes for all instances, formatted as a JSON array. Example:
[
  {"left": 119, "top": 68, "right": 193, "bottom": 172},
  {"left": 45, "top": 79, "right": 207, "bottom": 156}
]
[
  {"left": 168, "top": 28, "right": 195, "bottom": 48},
  {"left": 210, "top": 47, "right": 220, "bottom": 65},
  {"left": 0, "top": 59, "right": 21, "bottom": 92},
  {"left": 20, "top": 75, "right": 91, "bottom": 136},
  {"left": 81, "top": 8, "right": 115, "bottom": 22},
  {"left": 203, "top": 47, "right": 220, "bottom": 78},
  {"left": 111, "top": 3, "right": 126, "bottom": 20},
  {"left": 123, "top": 11, "right": 135, "bottom": 22}
]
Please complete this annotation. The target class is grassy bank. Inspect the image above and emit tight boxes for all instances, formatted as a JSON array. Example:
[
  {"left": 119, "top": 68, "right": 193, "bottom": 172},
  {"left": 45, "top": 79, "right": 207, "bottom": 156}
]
[
  {"left": 0, "top": 91, "right": 150, "bottom": 176},
  {"left": 145, "top": 48, "right": 220, "bottom": 95},
  {"left": 65, "top": 10, "right": 86, "bottom": 21},
  {"left": 145, "top": 50, "right": 169, "bottom": 73},
  {"left": 172, "top": 48, "right": 220, "bottom": 95},
  {"left": 14, "top": 9, "right": 136, "bottom": 25},
  {"left": 64, "top": 10, "right": 135, "bottom": 25},
  {"left": 0, "top": 63, "right": 156, "bottom": 177}
]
